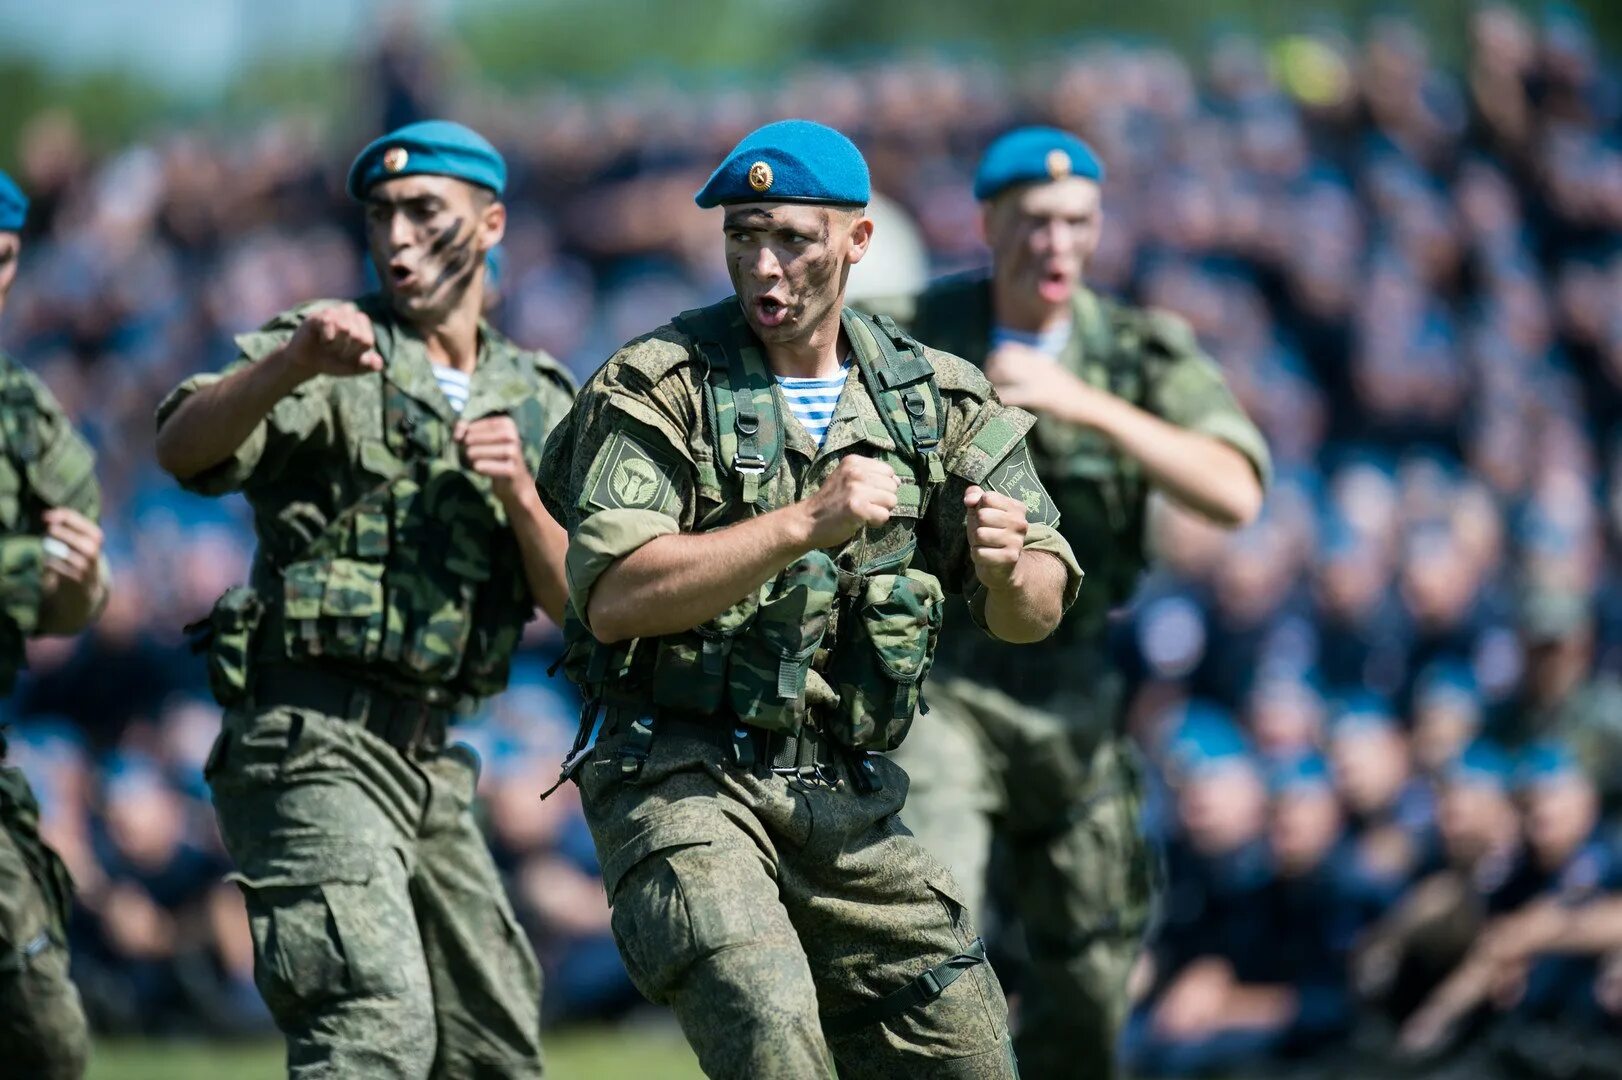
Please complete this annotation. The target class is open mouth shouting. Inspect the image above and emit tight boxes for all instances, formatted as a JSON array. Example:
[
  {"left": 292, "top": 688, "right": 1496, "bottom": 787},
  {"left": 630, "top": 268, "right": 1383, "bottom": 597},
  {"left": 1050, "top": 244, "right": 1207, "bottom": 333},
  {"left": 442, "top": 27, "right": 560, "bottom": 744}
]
[
  {"left": 753, "top": 293, "right": 791, "bottom": 328},
  {"left": 389, "top": 261, "right": 421, "bottom": 293},
  {"left": 1038, "top": 267, "right": 1071, "bottom": 304}
]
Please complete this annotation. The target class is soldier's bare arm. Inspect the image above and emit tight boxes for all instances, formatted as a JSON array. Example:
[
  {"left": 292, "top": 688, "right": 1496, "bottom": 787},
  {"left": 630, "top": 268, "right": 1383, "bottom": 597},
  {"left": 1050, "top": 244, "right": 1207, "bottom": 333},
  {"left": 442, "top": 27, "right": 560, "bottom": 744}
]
[
  {"left": 985, "top": 344, "right": 1262, "bottom": 527},
  {"left": 457, "top": 416, "right": 570, "bottom": 624},
  {"left": 587, "top": 454, "right": 897, "bottom": 643},
  {"left": 967, "top": 486, "right": 1065, "bottom": 642},
  {"left": 156, "top": 305, "right": 382, "bottom": 480}
]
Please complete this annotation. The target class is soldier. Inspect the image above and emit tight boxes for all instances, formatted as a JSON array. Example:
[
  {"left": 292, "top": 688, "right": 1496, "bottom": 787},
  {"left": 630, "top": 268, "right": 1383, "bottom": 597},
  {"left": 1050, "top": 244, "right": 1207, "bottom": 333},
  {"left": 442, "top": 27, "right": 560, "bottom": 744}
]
[
  {"left": 155, "top": 121, "right": 573, "bottom": 1078},
  {"left": 538, "top": 119, "right": 1082, "bottom": 1079},
  {"left": 0, "top": 168, "right": 104, "bottom": 1080},
  {"left": 868, "top": 126, "right": 1271, "bottom": 1077}
]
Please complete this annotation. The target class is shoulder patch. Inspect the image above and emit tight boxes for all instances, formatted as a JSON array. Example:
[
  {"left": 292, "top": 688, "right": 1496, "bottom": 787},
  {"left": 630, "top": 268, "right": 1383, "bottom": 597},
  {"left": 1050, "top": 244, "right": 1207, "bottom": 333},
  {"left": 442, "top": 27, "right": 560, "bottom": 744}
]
[
  {"left": 982, "top": 441, "right": 1060, "bottom": 527},
  {"left": 1138, "top": 307, "right": 1202, "bottom": 357},
  {"left": 582, "top": 428, "right": 682, "bottom": 515},
  {"left": 610, "top": 324, "right": 698, "bottom": 387}
]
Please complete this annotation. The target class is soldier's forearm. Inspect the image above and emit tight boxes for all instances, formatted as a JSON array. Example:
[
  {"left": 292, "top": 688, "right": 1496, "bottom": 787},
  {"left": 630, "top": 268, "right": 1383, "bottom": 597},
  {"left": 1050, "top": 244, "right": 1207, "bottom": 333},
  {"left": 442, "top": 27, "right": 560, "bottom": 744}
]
[
  {"left": 982, "top": 550, "right": 1065, "bottom": 643},
  {"left": 585, "top": 504, "right": 815, "bottom": 644},
  {"left": 1066, "top": 391, "right": 1262, "bottom": 527},
  {"left": 506, "top": 482, "right": 570, "bottom": 626},
  {"left": 156, "top": 344, "right": 307, "bottom": 480}
]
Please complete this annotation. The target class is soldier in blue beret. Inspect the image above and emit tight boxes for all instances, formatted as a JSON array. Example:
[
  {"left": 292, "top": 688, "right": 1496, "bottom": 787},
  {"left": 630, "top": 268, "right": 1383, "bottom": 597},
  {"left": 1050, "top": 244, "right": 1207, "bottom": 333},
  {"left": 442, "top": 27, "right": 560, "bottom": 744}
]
[
  {"left": 0, "top": 169, "right": 108, "bottom": 1080},
  {"left": 155, "top": 123, "right": 574, "bottom": 1076},
  {"left": 862, "top": 124, "right": 1270, "bottom": 1078},
  {"left": 538, "top": 118, "right": 1081, "bottom": 1077}
]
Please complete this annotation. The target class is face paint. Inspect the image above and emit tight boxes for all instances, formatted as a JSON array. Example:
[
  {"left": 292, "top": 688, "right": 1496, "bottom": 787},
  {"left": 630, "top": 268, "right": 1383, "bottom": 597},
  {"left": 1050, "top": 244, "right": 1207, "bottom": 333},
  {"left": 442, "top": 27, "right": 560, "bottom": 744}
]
[
  {"left": 365, "top": 175, "right": 490, "bottom": 324},
  {"left": 723, "top": 203, "right": 853, "bottom": 346},
  {"left": 0, "top": 234, "right": 18, "bottom": 321}
]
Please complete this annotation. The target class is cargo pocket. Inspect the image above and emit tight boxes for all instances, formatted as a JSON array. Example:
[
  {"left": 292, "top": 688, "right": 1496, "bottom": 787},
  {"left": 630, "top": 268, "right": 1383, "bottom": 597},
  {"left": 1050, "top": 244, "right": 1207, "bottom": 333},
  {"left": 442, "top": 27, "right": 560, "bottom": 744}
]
[
  {"left": 602, "top": 832, "right": 759, "bottom": 1004},
  {"left": 650, "top": 587, "right": 762, "bottom": 714},
  {"left": 281, "top": 558, "right": 386, "bottom": 664},
  {"left": 231, "top": 847, "right": 412, "bottom": 1025},
  {"left": 728, "top": 551, "right": 838, "bottom": 736},
  {"left": 827, "top": 569, "right": 943, "bottom": 750}
]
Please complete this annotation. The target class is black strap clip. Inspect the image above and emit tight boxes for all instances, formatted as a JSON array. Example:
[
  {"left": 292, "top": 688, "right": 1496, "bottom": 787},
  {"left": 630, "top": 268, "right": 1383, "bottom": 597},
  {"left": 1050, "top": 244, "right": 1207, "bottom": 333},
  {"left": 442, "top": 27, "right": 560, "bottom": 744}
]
[{"left": 821, "top": 937, "right": 988, "bottom": 1037}]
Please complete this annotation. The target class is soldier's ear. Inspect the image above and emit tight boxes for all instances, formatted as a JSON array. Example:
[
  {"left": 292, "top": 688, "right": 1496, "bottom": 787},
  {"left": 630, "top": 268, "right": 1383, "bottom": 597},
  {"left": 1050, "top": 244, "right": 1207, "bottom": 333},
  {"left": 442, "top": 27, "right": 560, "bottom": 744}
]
[
  {"left": 478, "top": 198, "right": 507, "bottom": 253},
  {"left": 844, "top": 212, "right": 875, "bottom": 266}
]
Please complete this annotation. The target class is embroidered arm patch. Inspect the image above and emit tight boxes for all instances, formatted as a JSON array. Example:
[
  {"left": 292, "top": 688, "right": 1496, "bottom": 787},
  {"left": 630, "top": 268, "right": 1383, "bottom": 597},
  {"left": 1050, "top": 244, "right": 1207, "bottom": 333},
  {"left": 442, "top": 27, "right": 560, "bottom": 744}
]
[
  {"left": 581, "top": 428, "right": 682, "bottom": 516},
  {"left": 982, "top": 442, "right": 1061, "bottom": 528}
]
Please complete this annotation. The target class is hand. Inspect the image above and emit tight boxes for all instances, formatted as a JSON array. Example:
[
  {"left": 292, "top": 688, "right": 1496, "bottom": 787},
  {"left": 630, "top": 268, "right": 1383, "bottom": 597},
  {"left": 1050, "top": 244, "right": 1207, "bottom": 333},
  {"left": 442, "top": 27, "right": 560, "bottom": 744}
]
[
  {"left": 983, "top": 342, "right": 1095, "bottom": 418},
  {"left": 1478, "top": 906, "right": 1563, "bottom": 965},
  {"left": 457, "top": 415, "right": 531, "bottom": 511},
  {"left": 798, "top": 455, "right": 898, "bottom": 549},
  {"left": 965, "top": 486, "right": 1029, "bottom": 591},
  {"left": 285, "top": 304, "right": 384, "bottom": 380},
  {"left": 1153, "top": 957, "right": 1234, "bottom": 1040},
  {"left": 1397, "top": 1002, "right": 1457, "bottom": 1057},
  {"left": 40, "top": 508, "right": 103, "bottom": 594}
]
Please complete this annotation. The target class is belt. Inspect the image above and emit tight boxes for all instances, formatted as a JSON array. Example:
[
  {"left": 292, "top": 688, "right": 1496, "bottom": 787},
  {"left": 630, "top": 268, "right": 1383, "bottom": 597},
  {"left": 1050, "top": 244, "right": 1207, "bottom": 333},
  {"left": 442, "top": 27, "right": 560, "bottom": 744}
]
[
  {"left": 601, "top": 706, "right": 881, "bottom": 790},
  {"left": 253, "top": 664, "right": 454, "bottom": 755}
]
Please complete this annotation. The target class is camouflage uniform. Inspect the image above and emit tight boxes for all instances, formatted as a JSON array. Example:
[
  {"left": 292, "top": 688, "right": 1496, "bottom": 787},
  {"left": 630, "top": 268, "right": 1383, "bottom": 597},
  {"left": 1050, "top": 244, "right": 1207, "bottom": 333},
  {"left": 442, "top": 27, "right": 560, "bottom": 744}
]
[
  {"left": 538, "top": 300, "right": 1082, "bottom": 1078},
  {"left": 158, "top": 297, "right": 573, "bottom": 1079},
  {"left": 0, "top": 353, "right": 99, "bottom": 1079},
  {"left": 873, "top": 277, "right": 1270, "bottom": 1078}
]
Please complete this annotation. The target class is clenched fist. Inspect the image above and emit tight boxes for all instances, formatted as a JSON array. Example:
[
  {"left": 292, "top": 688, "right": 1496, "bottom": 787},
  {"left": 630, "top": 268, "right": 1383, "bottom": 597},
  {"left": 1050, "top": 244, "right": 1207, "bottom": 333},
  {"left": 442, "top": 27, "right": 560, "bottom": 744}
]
[
  {"left": 286, "top": 303, "right": 385, "bottom": 380},
  {"left": 798, "top": 455, "right": 899, "bottom": 549},
  {"left": 965, "top": 486, "right": 1029, "bottom": 590},
  {"left": 457, "top": 415, "right": 531, "bottom": 511}
]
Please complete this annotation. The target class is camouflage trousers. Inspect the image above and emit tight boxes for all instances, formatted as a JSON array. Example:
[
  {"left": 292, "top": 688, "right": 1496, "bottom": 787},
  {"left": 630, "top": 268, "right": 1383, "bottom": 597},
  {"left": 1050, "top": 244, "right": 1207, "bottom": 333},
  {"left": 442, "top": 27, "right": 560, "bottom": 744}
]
[
  {"left": 890, "top": 677, "right": 1154, "bottom": 1080},
  {"left": 207, "top": 693, "right": 543, "bottom": 1079},
  {"left": 0, "top": 767, "right": 89, "bottom": 1080},
  {"left": 578, "top": 719, "right": 1020, "bottom": 1079}
]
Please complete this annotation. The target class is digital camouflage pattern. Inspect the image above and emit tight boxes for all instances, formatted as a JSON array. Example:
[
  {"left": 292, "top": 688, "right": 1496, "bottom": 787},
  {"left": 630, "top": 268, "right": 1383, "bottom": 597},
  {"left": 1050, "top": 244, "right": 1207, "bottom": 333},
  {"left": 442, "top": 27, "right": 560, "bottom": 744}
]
[
  {"left": 206, "top": 704, "right": 542, "bottom": 1079},
  {"left": 538, "top": 299, "right": 1081, "bottom": 1075},
  {"left": 539, "top": 299, "right": 1081, "bottom": 750},
  {"left": 870, "top": 275, "right": 1270, "bottom": 1079},
  {"left": 160, "top": 299, "right": 571, "bottom": 1078},
  {"left": 575, "top": 725, "right": 1018, "bottom": 1080},
  {"left": 0, "top": 352, "right": 102, "bottom": 693},
  {"left": 0, "top": 352, "right": 100, "bottom": 1079},
  {"left": 159, "top": 295, "right": 576, "bottom": 706},
  {"left": 0, "top": 765, "right": 89, "bottom": 1080}
]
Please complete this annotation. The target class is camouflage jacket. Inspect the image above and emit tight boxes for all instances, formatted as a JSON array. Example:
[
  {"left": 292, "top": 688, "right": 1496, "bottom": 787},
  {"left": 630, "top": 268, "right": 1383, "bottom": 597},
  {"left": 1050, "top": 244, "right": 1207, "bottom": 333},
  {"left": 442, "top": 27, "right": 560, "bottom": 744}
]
[
  {"left": 0, "top": 353, "right": 102, "bottom": 695},
  {"left": 158, "top": 296, "right": 575, "bottom": 704},
  {"left": 538, "top": 299, "right": 1082, "bottom": 750},
  {"left": 869, "top": 275, "right": 1270, "bottom": 706}
]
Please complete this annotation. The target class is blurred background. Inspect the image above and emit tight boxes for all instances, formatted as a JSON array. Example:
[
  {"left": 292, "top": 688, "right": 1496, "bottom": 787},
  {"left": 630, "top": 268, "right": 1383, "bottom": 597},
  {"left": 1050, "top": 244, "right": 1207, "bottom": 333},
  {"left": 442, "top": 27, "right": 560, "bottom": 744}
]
[{"left": 3, "top": 0, "right": 1622, "bottom": 1076}]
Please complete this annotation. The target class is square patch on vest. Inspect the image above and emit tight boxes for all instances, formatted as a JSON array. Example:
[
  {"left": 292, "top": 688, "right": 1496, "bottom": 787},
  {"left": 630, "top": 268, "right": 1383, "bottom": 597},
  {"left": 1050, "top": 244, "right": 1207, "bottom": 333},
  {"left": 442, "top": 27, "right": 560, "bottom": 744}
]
[{"left": 583, "top": 429, "right": 681, "bottom": 516}]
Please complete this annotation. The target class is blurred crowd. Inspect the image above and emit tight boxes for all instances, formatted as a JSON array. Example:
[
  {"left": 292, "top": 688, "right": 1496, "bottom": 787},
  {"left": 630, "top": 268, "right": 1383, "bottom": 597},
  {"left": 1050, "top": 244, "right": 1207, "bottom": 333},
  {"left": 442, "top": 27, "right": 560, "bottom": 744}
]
[{"left": 2, "top": 3, "right": 1622, "bottom": 1071}]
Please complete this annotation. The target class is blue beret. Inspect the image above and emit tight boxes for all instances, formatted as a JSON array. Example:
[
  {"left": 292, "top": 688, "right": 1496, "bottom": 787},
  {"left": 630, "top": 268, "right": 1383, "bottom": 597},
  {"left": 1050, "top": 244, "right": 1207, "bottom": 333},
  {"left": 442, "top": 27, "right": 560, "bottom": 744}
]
[
  {"left": 1165, "top": 702, "right": 1253, "bottom": 778},
  {"left": 1268, "top": 753, "right": 1335, "bottom": 796},
  {"left": 695, "top": 120, "right": 870, "bottom": 209},
  {"left": 1330, "top": 692, "right": 1398, "bottom": 737},
  {"left": 973, "top": 126, "right": 1106, "bottom": 202},
  {"left": 347, "top": 120, "right": 506, "bottom": 200},
  {"left": 1414, "top": 661, "right": 1481, "bottom": 713},
  {"left": 1516, "top": 741, "right": 1585, "bottom": 790},
  {"left": 1444, "top": 739, "right": 1513, "bottom": 790},
  {"left": 0, "top": 170, "right": 28, "bottom": 233}
]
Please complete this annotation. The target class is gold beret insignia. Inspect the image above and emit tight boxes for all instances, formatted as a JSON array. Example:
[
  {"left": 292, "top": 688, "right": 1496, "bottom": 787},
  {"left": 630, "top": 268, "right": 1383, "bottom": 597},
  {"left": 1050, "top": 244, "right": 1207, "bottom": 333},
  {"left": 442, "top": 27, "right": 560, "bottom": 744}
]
[
  {"left": 747, "top": 160, "right": 774, "bottom": 192},
  {"left": 382, "top": 147, "right": 410, "bottom": 173},
  {"left": 1045, "top": 149, "right": 1072, "bottom": 180}
]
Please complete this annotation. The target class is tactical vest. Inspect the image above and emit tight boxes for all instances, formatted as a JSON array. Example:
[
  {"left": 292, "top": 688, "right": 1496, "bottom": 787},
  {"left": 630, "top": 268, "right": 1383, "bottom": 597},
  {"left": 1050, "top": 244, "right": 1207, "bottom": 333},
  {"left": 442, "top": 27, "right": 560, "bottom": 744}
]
[
  {"left": 198, "top": 300, "right": 561, "bottom": 707},
  {"left": 0, "top": 766, "right": 75, "bottom": 946},
  {"left": 563, "top": 301, "right": 949, "bottom": 752},
  {"left": 0, "top": 357, "right": 97, "bottom": 695},
  {"left": 911, "top": 278, "right": 1157, "bottom": 703}
]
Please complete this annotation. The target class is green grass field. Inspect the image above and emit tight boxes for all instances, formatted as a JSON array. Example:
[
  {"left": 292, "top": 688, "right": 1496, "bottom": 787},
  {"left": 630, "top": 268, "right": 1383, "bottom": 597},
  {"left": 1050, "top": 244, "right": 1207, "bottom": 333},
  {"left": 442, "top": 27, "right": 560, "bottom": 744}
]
[{"left": 88, "top": 1027, "right": 705, "bottom": 1080}]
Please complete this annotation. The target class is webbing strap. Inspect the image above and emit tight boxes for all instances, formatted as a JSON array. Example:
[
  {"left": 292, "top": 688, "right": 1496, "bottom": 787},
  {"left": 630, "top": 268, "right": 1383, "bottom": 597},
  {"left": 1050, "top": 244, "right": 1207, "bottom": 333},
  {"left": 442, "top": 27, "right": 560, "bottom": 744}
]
[
  {"left": 820, "top": 937, "right": 988, "bottom": 1037},
  {"left": 852, "top": 313, "right": 946, "bottom": 486},
  {"left": 676, "top": 303, "right": 779, "bottom": 507}
]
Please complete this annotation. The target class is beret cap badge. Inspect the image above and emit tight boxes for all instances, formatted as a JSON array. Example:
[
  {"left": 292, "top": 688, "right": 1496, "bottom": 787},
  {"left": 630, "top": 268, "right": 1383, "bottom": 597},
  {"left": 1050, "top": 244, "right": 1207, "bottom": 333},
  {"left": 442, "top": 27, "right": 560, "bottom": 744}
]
[
  {"left": 747, "top": 161, "right": 774, "bottom": 192},
  {"left": 382, "top": 147, "right": 410, "bottom": 173},
  {"left": 1045, "top": 148, "right": 1073, "bottom": 180}
]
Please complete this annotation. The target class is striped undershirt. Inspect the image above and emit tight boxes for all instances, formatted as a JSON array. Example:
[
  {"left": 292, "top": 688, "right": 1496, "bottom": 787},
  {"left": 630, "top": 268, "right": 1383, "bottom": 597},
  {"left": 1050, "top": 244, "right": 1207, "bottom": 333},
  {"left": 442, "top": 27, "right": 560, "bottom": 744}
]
[
  {"left": 775, "top": 363, "right": 850, "bottom": 446},
  {"left": 433, "top": 366, "right": 472, "bottom": 414}
]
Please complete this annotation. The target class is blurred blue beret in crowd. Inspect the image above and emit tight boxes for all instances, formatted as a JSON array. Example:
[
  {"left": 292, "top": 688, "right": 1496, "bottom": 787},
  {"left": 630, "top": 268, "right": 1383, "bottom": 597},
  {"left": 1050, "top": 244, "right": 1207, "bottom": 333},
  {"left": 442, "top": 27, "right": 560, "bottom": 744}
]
[
  {"left": 1444, "top": 739, "right": 1514, "bottom": 790},
  {"left": 695, "top": 119, "right": 870, "bottom": 209},
  {"left": 1329, "top": 692, "right": 1398, "bottom": 737},
  {"left": 1268, "top": 753, "right": 1335, "bottom": 796},
  {"left": 974, "top": 126, "right": 1105, "bottom": 201},
  {"left": 1165, "top": 702, "right": 1253, "bottom": 778},
  {"left": 1516, "top": 740, "right": 1586, "bottom": 790},
  {"left": 348, "top": 120, "right": 507, "bottom": 200},
  {"left": 0, "top": 170, "right": 28, "bottom": 233},
  {"left": 1414, "top": 661, "right": 1481, "bottom": 715}
]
